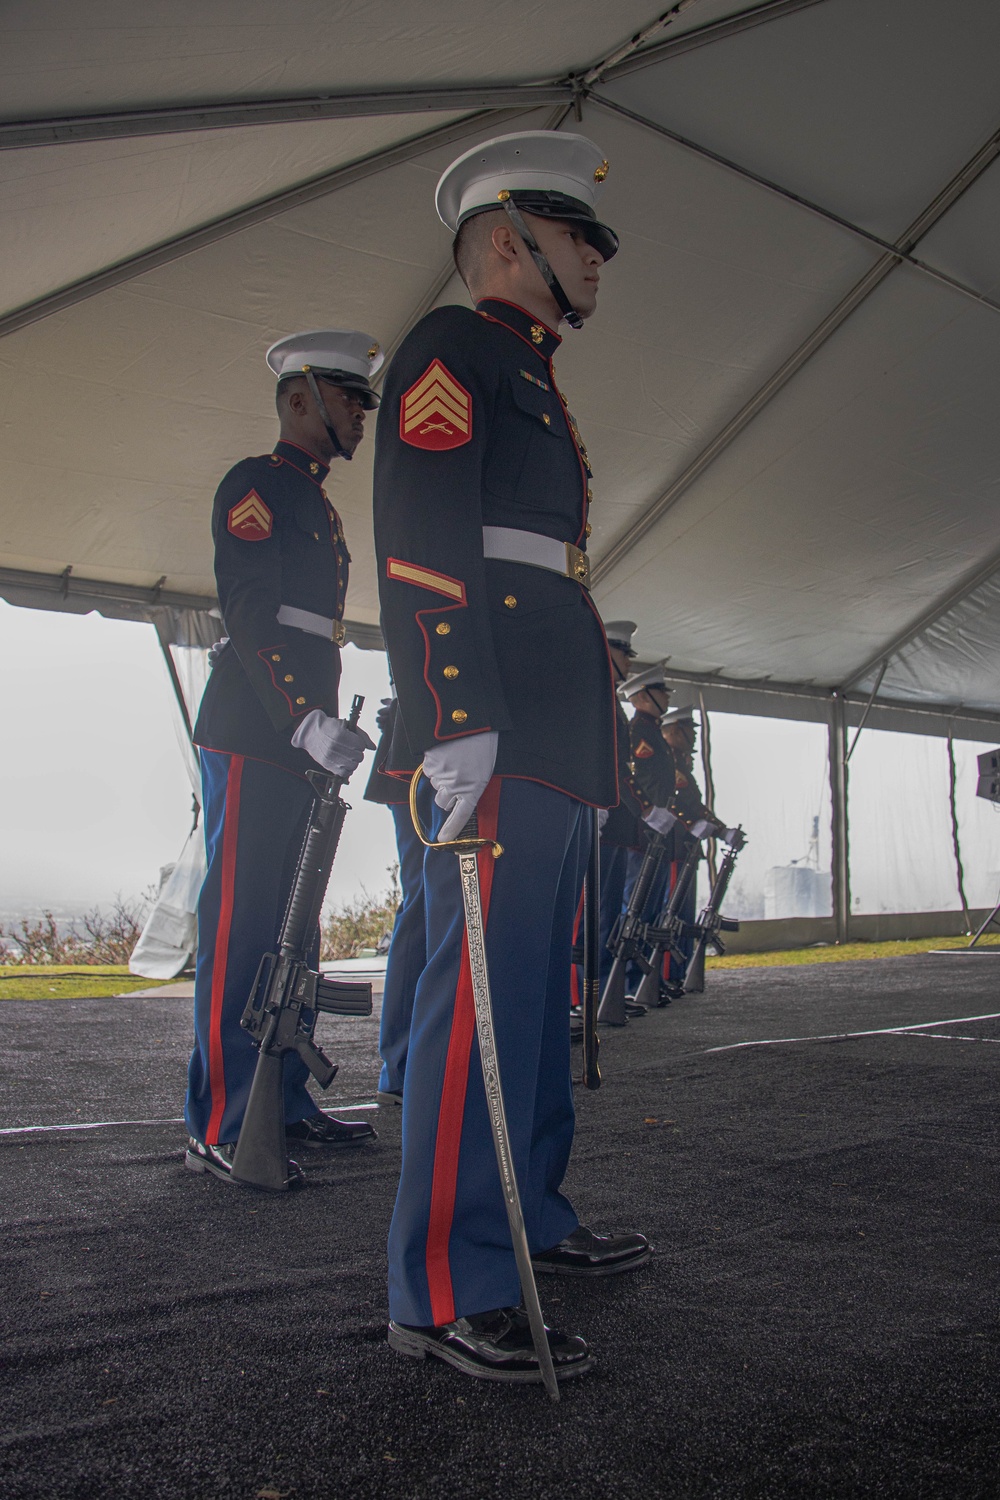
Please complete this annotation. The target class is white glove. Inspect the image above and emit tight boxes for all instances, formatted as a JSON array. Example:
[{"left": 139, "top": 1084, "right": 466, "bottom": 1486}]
[
  {"left": 689, "top": 818, "right": 714, "bottom": 839},
  {"left": 423, "top": 731, "right": 498, "bottom": 842},
  {"left": 643, "top": 805, "right": 677, "bottom": 836},
  {"left": 291, "top": 709, "right": 376, "bottom": 777},
  {"left": 721, "top": 826, "right": 743, "bottom": 846},
  {"left": 597, "top": 808, "right": 610, "bottom": 834}
]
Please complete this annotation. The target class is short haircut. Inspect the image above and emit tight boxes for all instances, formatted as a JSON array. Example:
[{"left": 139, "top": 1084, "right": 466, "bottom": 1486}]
[
  {"left": 452, "top": 209, "right": 507, "bottom": 294},
  {"left": 275, "top": 374, "right": 307, "bottom": 414}
]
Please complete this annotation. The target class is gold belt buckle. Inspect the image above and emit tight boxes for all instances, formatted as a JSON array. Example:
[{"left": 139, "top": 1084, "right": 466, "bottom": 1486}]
[
  {"left": 565, "top": 542, "right": 591, "bottom": 590},
  {"left": 331, "top": 620, "right": 346, "bottom": 646}
]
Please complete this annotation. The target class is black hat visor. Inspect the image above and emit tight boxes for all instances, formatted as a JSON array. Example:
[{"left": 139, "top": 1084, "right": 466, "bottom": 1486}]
[
  {"left": 312, "top": 369, "right": 380, "bottom": 410},
  {"left": 460, "top": 191, "right": 619, "bottom": 262}
]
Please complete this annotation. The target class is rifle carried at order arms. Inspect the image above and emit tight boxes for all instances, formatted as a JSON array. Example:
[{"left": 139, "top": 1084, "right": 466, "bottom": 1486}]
[
  {"left": 230, "top": 694, "right": 373, "bottom": 1192},
  {"left": 630, "top": 830, "right": 704, "bottom": 1011},
  {"left": 683, "top": 825, "right": 747, "bottom": 995},
  {"left": 597, "top": 827, "right": 669, "bottom": 1027}
]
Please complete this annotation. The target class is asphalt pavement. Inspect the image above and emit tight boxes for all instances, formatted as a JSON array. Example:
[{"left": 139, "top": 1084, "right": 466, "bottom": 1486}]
[{"left": 2, "top": 954, "right": 999, "bottom": 1498}]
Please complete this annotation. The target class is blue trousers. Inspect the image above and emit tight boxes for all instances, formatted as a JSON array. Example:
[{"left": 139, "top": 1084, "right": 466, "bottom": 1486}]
[
  {"left": 378, "top": 790, "right": 431, "bottom": 1095},
  {"left": 388, "top": 777, "right": 586, "bottom": 1327},
  {"left": 185, "top": 750, "right": 318, "bottom": 1145}
]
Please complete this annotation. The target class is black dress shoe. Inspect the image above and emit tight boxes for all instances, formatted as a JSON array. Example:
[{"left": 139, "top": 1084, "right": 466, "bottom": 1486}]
[
  {"left": 376, "top": 1089, "right": 403, "bottom": 1107},
  {"left": 285, "top": 1111, "right": 376, "bottom": 1147},
  {"left": 387, "top": 1306, "right": 594, "bottom": 1383},
  {"left": 184, "top": 1137, "right": 305, "bottom": 1189},
  {"left": 624, "top": 999, "right": 648, "bottom": 1017},
  {"left": 660, "top": 981, "right": 684, "bottom": 1003},
  {"left": 531, "top": 1225, "right": 651, "bottom": 1276}
]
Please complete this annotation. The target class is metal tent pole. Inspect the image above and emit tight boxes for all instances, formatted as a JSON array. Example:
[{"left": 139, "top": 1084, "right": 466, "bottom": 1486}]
[
  {"left": 946, "top": 733, "right": 972, "bottom": 934},
  {"left": 829, "top": 693, "right": 850, "bottom": 944}
]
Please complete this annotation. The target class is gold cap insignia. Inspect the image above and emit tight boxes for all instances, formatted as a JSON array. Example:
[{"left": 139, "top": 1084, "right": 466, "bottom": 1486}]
[
  {"left": 368, "top": 343, "right": 380, "bottom": 359},
  {"left": 497, "top": 189, "right": 511, "bottom": 202},
  {"left": 594, "top": 159, "right": 609, "bottom": 183},
  {"left": 530, "top": 324, "right": 545, "bottom": 345}
]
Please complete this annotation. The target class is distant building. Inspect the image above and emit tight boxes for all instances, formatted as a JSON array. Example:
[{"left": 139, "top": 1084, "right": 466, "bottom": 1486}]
[{"left": 764, "top": 865, "right": 832, "bottom": 920}]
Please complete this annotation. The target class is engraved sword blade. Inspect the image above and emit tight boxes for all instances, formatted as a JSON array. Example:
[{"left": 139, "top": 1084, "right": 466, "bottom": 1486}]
[{"left": 457, "top": 847, "right": 560, "bottom": 1403}]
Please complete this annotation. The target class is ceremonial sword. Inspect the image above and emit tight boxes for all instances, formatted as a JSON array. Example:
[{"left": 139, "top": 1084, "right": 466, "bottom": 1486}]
[{"left": 410, "top": 769, "right": 560, "bottom": 1402}]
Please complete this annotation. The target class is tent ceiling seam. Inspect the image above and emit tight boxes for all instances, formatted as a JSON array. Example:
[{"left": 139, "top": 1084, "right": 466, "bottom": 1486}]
[
  {"left": 600, "top": 0, "right": 833, "bottom": 80},
  {"left": 840, "top": 543, "right": 1000, "bottom": 692},
  {"left": 589, "top": 115, "right": 1000, "bottom": 588},
  {"left": 588, "top": 91, "right": 1000, "bottom": 319},
  {"left": 0, "top": 107, "right": 534, "bottom": 341},
  {"left": 0, "top": 0, "right": 828, "bottom": 150}
]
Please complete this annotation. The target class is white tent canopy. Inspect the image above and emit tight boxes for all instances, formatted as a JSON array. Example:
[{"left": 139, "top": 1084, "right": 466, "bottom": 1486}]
[{"left": 3, "top": 0, "right": 1000, "bottom": 742}]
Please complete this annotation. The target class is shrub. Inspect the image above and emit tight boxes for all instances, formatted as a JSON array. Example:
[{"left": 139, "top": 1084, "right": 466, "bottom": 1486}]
[
  {"left": 320, "top": 865, "right": 400, "bottom": 961},
  {"left": 0, "top": 893, "right": 152, "bottom": 966}
]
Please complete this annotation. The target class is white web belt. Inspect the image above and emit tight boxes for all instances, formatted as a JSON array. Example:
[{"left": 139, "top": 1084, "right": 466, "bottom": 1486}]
[
  {"left": 482, "top": 526, "right": 591, "bottom": 589},
  {"left": 276, "top": 604, "right": 347, "bottom": 645}
]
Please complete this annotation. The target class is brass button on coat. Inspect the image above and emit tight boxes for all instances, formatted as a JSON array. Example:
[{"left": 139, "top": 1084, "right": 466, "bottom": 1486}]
[
  {"left": 451, "top": 709, "right": 468, "bottom": 724},
  {"left": 504, "top": 595, "right": 517, "bottom": 609},
  {"left": 436, "top": 622, "right": 451, "bottom": 636},
  {"left": 443, "top": 665, "right": 459, "bottom": 679},
  {"left": 284, "top": 674, "right": 294, "bottom": 683},
  {"left": 272, "top": 653, "right": 281, "bottom": 662},
  {"left": 295, "top": 696, "right": 306, "bottom": 705}
]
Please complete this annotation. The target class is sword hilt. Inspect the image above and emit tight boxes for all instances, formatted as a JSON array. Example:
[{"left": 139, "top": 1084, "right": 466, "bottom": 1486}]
[{"left": 408, "top": 768, "right": 503, "bottom": 857}]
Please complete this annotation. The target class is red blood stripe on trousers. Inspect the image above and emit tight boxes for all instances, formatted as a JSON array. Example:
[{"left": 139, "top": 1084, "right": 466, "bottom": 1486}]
[
  {"left": 425, "top": 777, "right": 502, "bottom": 1326},
  {"left": 661, "top": 859, "right": 678, "bottom": 983},
  {"left": 205, "top": 755, "right": 243, "bottom": 1145},
  {"left": 570, "top": 885, "right": 584, "bottom": 1009}
]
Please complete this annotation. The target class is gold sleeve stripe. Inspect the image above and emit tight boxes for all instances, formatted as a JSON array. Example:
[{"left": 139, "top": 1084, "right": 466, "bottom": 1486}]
[{"left": 386, "top": 557, "right": 468, "bottom": 604}]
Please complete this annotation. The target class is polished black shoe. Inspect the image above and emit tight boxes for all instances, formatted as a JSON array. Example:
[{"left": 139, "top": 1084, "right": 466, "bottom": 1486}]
[
  {"left": 388, "top": 1305, "right": 594, "bottom": 1384},
  {"left": 531, "top": 1225, "right": 651, "bottom": 1277},
  {"left": 184, "top": 1136, "right": 305, "bottom": 1188},
  {"left": 624, "top": 998, "right": 648, "bottom": 1017},
  {"left": 569, "top": 1017, "right": 584, "bottom": 1046},
  {"left": 376, "top": 1089, "right": 403, "bottom": 1107},
  {"left": 660, "top": 980, "right": 684, "bottom": 1003},
  {"left": 285, "top": 1111, "right": 376, "bottom": 1147}
]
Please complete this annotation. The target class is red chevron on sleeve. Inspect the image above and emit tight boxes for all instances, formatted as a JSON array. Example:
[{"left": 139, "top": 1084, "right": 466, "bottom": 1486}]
[
  {"left": 228, "top": 490, "right": 273, "bottom": 540},
  {"left": 400, "top": 361, "right": 471, "bottom": 451}
]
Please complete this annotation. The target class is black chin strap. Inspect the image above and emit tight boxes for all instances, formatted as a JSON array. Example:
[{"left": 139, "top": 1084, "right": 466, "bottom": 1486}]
[
  {"left": 304, "top": 370, "right": 351, "bottom": 461},
  {"left": 502, "top": 201, "right": 584, "bottom": 331}
]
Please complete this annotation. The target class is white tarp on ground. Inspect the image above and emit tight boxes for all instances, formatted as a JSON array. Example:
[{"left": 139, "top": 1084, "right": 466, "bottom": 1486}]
[{"left": 3, "top": 0, "right": 1000, "bottom": 733}]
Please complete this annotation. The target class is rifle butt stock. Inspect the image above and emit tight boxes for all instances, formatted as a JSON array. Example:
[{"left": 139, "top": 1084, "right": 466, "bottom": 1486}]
[{"left": 230, "top": 1051, "right": 298, "bottom": 1191}]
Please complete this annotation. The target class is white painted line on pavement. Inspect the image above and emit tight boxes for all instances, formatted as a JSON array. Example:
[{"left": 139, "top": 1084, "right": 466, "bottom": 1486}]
[
  {"left": 0, "top": 1102, "right": 380, "bottom": 1136},
  {"left": 704, "top": 1011, "right": 1000, "bottom": 1054}
]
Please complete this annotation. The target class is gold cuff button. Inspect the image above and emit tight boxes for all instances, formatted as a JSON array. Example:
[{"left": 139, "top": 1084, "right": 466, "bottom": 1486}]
[
  {"left": 295, "top": 696, "right": 306, "bottom": 705},
  {"left": 443, "top": 665, "right": 459, "bottom": 680},
  {"left": 284, "top": 674, "right": 294, "bottom": 683},
  {"left": 451, "top": 709, "right": 468, "bottom": 724},
  {"left": 504, "top": 595, "right": 517, "bottom": 609},
  {"left": 272, "top": 653, "right": 281, "bottom": 662},
  {"left": 542, "top": 413, "right": 551, "bottom": 426},
  {"left": 436, "top": 622, "right": 451, "bottom": 636}
]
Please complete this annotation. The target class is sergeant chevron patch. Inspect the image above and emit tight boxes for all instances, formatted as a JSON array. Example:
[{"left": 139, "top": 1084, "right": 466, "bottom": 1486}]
[
  {"left": 228, "top": 490, "right": 273, "bottom": 540},
  {"left": 400, "top": 360, "right": 471, "bottom": 450}
]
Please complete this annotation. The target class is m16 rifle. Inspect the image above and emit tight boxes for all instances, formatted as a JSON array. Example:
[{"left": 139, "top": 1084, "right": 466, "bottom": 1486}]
[
  {"left": 597, "top": 828, "right": 668, "bottom": 1027},
  {"left": 683, "top": 826, "right": 747, "bottom": 994},
  {"left": 631, "top": 832, "right": 704, "bottom": 1010},
  {"left": 230, "top": 695, "right": 374, "bottom": 1191}
]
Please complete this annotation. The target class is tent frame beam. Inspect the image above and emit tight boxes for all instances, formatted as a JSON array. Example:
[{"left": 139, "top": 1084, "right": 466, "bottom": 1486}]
[
  {"left": 0, "top": 107, "right": 532, "bottom": 341},
  {"left": 841, "top": 540, "right": 1000, "bottom": 692},
  {"left": 590, "top": 116, "right": 1000, "bottom": 587},
  {"left": 0, "top": 0, "right": 826, "bottom": 150}
]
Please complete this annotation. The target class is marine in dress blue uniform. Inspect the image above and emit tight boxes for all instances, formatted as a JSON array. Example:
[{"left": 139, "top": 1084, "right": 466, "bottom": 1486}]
[
  {"left": 362, "top": 690, "right": 432, "bottom": 1102},
  {"left": 373, "top": 132, "right": 649, "bottom": 1384},
  {"left": 596, "top": 622, "right": 645, "bottom": 995},
  {"left": 184, "top": 330, "right": 380, "bottom": 1183},
  {"left": 620, "top": 665, "right": 679, "bottom": 1002},
  {"left": 660, "top": 706, "right": 728, "bottom": 988}
]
